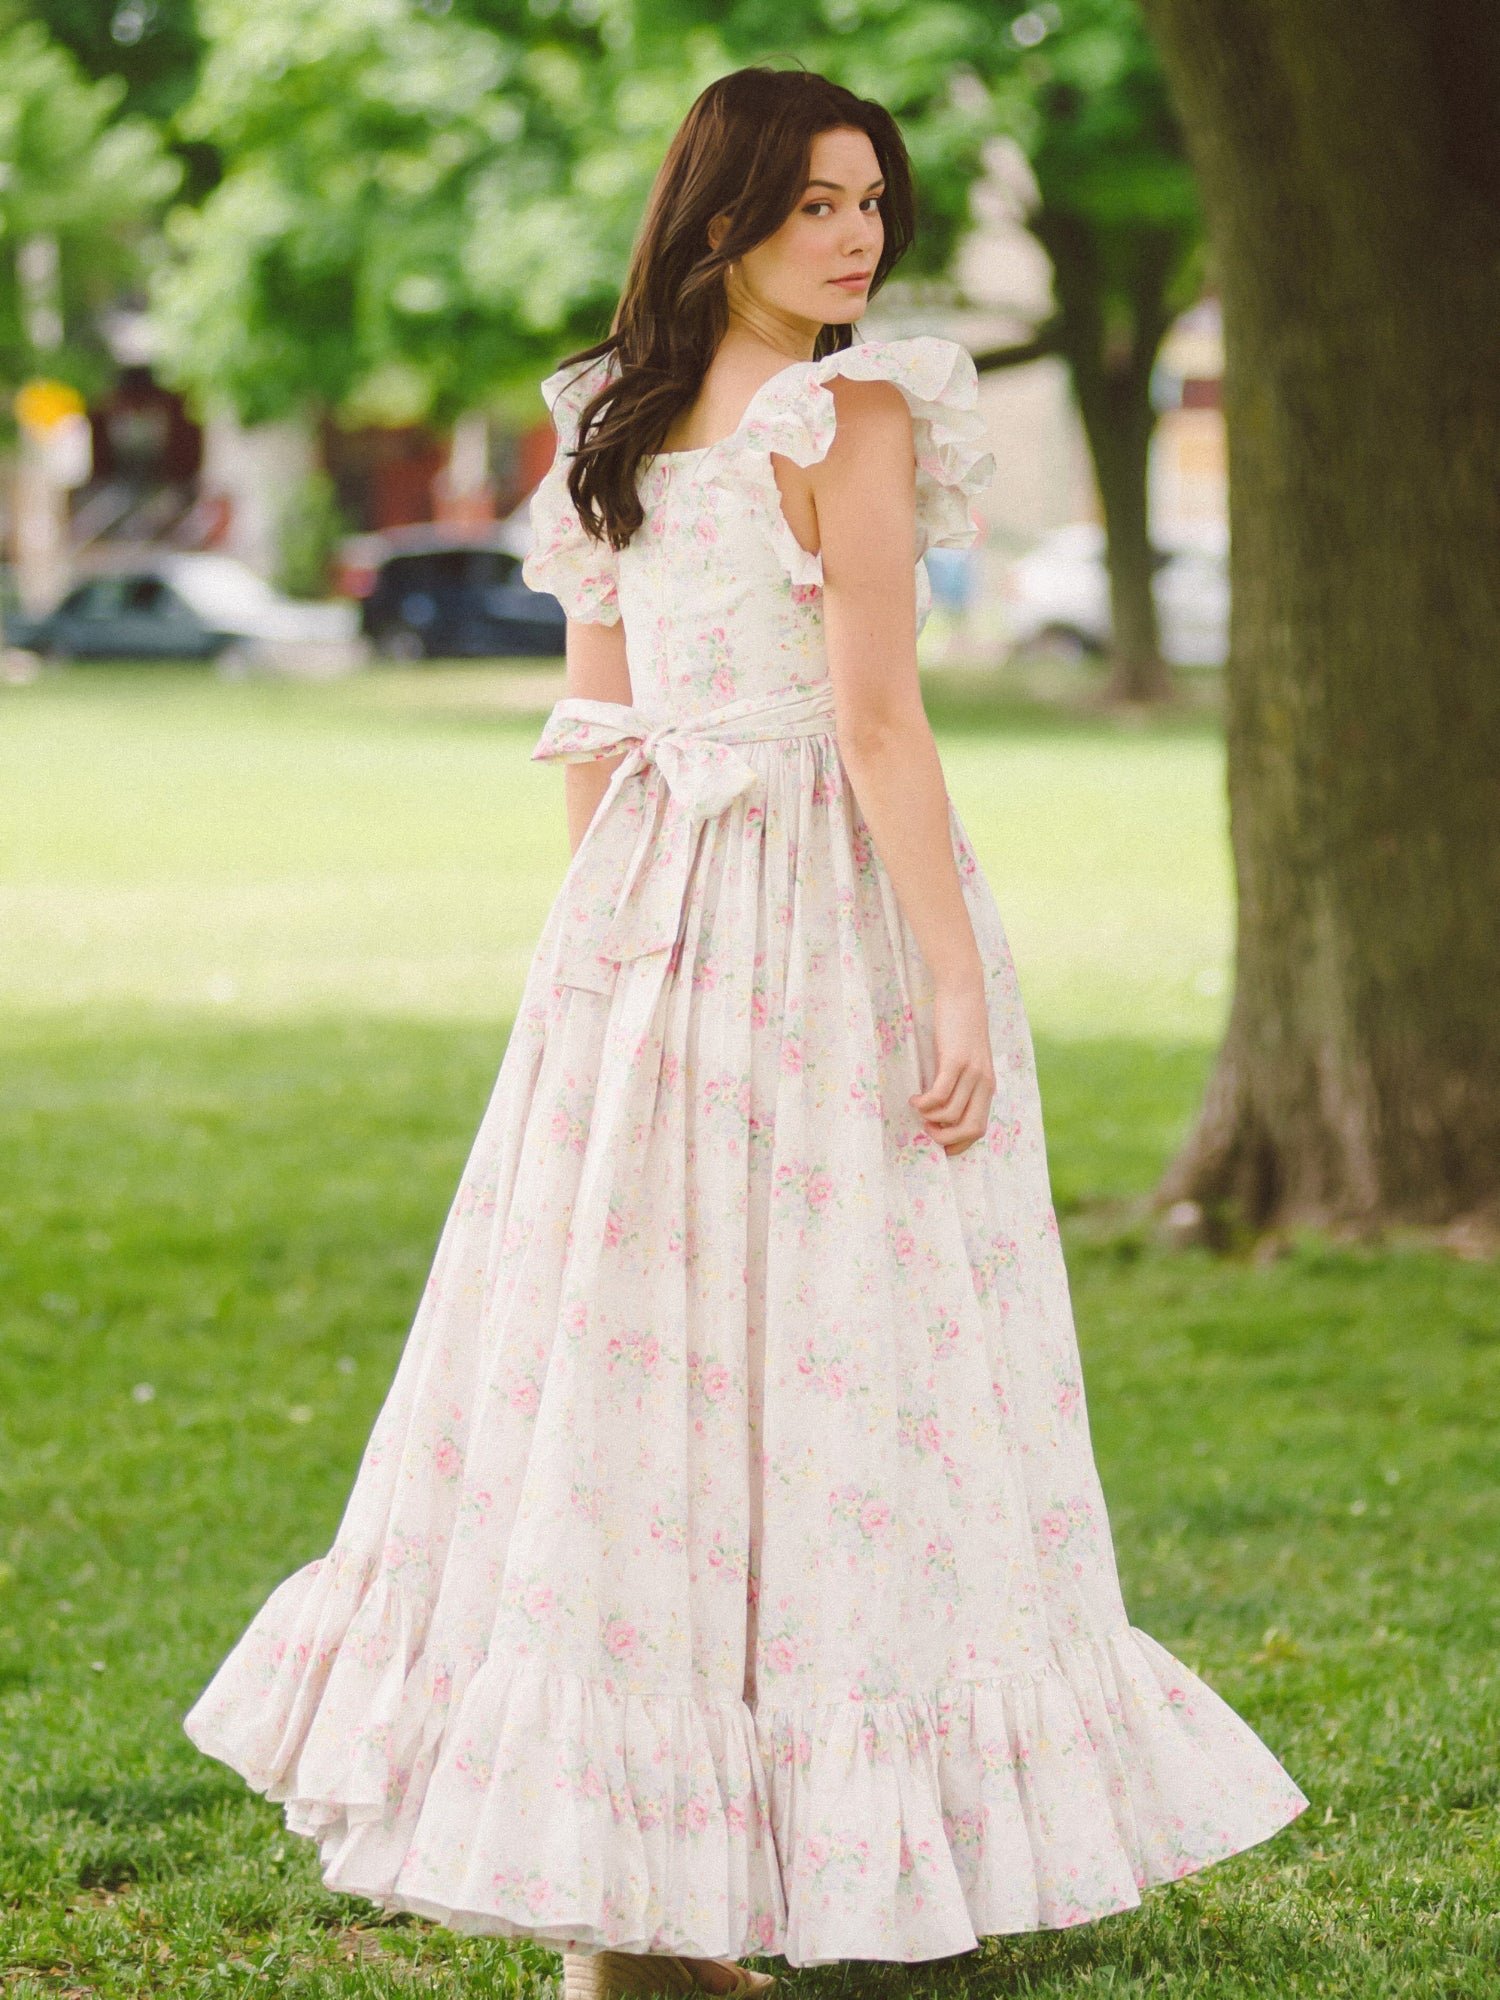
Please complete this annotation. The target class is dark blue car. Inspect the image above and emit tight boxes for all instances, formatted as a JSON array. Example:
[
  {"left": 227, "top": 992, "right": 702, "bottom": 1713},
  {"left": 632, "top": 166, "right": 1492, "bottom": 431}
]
[{"left": 352, "top": 527, "right": 565, "bottom": 660}]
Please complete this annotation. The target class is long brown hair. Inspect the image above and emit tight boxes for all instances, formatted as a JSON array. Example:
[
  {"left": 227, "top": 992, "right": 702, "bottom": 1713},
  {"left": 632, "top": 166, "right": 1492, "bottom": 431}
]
[{"left": 558, "top": 67, "right": 916, "bottom": 550}]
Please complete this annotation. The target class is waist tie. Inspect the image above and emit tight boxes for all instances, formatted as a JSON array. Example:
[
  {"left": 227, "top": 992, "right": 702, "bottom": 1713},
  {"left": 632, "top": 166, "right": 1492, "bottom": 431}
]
[{"left": 530, "top": 678, "right": 837, "bottom": 993}]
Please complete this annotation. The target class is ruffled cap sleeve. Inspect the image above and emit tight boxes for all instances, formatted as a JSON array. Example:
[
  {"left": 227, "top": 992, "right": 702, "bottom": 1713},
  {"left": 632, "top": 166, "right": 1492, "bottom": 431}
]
[
  {"left": 718, "top": 336, "right": 996, "bottom": 592},
  {"left": 520, "top": 350, "right": 621, "bottom": 626}
]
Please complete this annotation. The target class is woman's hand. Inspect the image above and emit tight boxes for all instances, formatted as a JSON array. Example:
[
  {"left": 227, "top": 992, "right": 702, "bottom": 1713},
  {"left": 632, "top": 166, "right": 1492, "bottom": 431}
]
[{"left": 911, "top": 974, "right": 995, "bottom": 1156}]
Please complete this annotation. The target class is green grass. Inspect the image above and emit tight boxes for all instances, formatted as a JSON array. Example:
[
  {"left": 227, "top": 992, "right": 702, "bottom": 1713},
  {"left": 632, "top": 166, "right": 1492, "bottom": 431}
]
[
  {"left": 0, "top": 666, "right": 1230, "bottom": 1039},
  {"left": 2, "top": 667, "right": 1497, "bottom": 1997}
]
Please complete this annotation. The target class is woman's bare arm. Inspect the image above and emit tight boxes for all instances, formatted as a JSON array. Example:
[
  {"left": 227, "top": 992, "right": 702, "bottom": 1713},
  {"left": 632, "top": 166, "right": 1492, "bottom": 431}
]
[
  {"left": 808, "top": 377, "right": 994, "bottom": 1155},
  {"left": 561, "top": 614, "right": 632, "bottom": 855}
]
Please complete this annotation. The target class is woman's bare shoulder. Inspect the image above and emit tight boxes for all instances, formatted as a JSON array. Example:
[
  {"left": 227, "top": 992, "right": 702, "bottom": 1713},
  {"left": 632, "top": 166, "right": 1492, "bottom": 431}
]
[
  {"left": 814, "top": 376, "right": 915, "bottom": 488},
  {"left": 827, "top": 372, "right": 913, "bottom": 431}
]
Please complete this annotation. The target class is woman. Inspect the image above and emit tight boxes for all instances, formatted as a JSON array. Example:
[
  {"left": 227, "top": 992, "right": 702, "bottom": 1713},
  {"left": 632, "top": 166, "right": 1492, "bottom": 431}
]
[{"left": 184, "top": 65, "right": 1306, "bottom": 1997}]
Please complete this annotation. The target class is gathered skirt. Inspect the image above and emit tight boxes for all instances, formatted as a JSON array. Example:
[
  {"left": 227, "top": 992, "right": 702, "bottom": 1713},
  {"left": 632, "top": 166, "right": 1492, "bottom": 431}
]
[{"left": 185, "top": 717, "right": 1306, "bottom": 1963}]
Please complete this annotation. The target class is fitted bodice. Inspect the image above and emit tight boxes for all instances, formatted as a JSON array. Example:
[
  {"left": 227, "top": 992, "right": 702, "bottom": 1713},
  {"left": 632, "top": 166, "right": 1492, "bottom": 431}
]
[
  {"left": 521, "top": 337, "right": 995, "bottom": 729},
  {"left": 613, "top": 450, "right": 831, "bottom": 723}
]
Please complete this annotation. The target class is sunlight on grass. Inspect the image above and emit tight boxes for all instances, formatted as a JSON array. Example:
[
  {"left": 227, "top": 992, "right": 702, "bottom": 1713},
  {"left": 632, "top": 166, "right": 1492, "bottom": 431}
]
[
  {"left": 0, "top": 667, "right": 1229, "bottom": 1040},
  {"left": 4, "top": 666, "right": 1496, "bottom": 1998},
  {"left": 3, "top": 1022, "right": 1497, "bottom": 1998}
]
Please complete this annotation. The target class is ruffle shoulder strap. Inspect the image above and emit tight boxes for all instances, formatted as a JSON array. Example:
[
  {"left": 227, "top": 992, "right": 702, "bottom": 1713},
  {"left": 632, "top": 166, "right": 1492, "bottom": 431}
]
[
  {"left": 520, "top": 349, "right": 622, "bottom": 626},
  {"left": 716, "top": 335, "right": 996, "bottom": 589}
]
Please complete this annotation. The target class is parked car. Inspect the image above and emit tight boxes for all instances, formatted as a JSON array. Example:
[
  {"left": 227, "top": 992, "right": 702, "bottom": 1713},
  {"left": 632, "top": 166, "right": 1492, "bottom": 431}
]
[
  {"left": 5, "top": 553, "right": 359, "bottom": 670},
  {"left": 340, "top": 524, "right": 564, "bottom": 660},
  {"left": 1002, "top": 521, "right": 1229, "bottom": 667}
]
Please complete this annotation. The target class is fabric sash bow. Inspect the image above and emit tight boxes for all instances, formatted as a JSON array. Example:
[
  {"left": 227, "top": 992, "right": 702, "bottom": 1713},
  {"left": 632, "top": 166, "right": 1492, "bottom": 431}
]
[{"left": 530, "top": 678, "right": 837, "bottom": 993}]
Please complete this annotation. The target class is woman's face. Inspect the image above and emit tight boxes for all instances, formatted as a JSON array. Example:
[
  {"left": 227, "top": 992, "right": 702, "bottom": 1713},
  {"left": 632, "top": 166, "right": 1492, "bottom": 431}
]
[{"left": 727, "top": 126, "right": 886, "bottom": 329}]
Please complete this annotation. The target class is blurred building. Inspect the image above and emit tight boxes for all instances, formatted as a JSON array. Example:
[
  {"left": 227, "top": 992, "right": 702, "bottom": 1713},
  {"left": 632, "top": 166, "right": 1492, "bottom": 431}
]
[
  {"left": 68, "top": 362, "right": 207, "bottom": 552},
  {"left": 8, "top": 145, "right": 1225, "bottom": 610},
  {"left": 197, "top": 410, "right": 316, "bottom": 580},
  {"left": 1151, "top": 299, "right": 1227, "bottom": 538},
  {"left": 8, "top": 305, "right": 557, "bottom": 591},
  {"left": 323, "top": 424, "right": 449, "bottom": 534},
  {"left": 867, "top": 138, "right": 1228, "bottom": 647}
]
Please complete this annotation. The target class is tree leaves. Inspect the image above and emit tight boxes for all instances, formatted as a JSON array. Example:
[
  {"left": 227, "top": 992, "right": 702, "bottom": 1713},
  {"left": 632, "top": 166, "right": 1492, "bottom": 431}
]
[{"left": 0, "top": 24, "right": 180, "bottom": 402}]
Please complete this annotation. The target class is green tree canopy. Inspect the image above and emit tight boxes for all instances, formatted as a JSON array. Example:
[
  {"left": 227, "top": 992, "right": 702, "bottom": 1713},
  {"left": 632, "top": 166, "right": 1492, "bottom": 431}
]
[
  {"left": 154, "top": 0, "right": 1202, "bottom": 699},
  {"left": 0, "top": 19, "right": 181, "bottom": 403},
  {"left": 26, "top": 0, "right": 204, "bottom": 126},
  {"left": 153, "top": 0, "right": 657, "bottom": 425},
  {"left": 151, "top": 0, "right": 1005, "bottom": 426}
]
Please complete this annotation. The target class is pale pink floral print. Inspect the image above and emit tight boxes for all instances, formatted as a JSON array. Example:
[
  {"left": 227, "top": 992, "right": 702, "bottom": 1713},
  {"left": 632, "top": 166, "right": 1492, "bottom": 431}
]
[
  {"left": 649, "top": 1505, "right": 687, "bottom": 1554},
  {"left": 604, "top": 1328, "right": 662, "bottom": 1376},
  {"left": 887, "top": 1219, "right": 918, "bottom": 1266},
  {"left": 828, "top": 1484, "right": 894, "bottom": 1544},
  {"left": 687, "top": 1350, "right": 730, "bottom": 1402},
  {"left": 927, "top": 1313, "right": 963, "bottom": 1360},
  {"left": 794, "top": 1334, "right": 850, "bottom": 1400},
  {"left": 182, "top": 335, "right": 1306, "bottom": 1974},
  {"left": 706, "top": 1529, "right": 747, "bottom": 1581},
  {"left": 773, "top": 1161, "right": 834, "bottom": 1213},
  {"left": 764, "top": 1633, "right": 800, "bottom": 1676},
  {"left": 522, "top": 1583, "right": 554, "bottom": 1621},
  {"left": 602, "top": 1616, "right": 639, "bottom": 1662}
]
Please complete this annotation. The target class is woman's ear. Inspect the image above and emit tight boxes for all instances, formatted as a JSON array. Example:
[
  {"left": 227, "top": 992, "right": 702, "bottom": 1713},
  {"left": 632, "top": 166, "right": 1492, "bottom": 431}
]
[{"left": 707, "top": 212, "right": 732, "bottom": 253}]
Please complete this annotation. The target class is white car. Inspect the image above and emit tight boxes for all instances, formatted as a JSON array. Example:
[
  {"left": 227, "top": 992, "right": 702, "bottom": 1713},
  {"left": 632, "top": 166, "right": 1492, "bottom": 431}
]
[
  {"left": 164, "top": 554, "right": 361, "bottom": 672},
  {"left": 1002, "top": 521, "right": 1229, "bottom": 668}
]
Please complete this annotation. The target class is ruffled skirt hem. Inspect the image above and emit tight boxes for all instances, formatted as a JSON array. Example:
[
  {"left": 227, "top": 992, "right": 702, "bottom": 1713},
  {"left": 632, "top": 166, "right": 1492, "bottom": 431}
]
[{"left": 184, "top": 1554, "right": 1306, "bottom": 1964}]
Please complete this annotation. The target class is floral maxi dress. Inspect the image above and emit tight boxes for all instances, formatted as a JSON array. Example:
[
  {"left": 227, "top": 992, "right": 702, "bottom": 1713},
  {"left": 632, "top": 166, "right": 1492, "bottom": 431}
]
[{"left": 184, "top": 336, "right": 1306, "bottom": 1965}]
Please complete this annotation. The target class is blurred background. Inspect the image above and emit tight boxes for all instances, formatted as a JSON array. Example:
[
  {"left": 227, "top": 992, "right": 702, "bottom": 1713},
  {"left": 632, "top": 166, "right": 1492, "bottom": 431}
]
[
  {"left": 0, "top": 0, "right": 1226, "bottom": 692},
  {"left": 2, "top": 3, "right": 1498, "bottom": 1997}
]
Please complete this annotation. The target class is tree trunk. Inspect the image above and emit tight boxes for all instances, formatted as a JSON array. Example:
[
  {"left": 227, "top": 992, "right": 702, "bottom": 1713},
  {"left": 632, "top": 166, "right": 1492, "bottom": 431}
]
[
  {"left": 1140, "top": 0, "right": 1500, "bottom": 1235},
  {"left": 1030, "top": 208, "right": 1177, "bottom": 702},
  {"left": 1077, "top": 359, "right": 1167, "bottom": 704}
]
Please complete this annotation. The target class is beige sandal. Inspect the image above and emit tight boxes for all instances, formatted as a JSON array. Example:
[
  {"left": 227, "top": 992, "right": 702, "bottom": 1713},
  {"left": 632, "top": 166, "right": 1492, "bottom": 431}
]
[
  {"left": 700, "top": 1967, "right": 775, "bottom": 1999},
  {"left": 563, "top": 1952, "right": 776, "bottom": 2000}
]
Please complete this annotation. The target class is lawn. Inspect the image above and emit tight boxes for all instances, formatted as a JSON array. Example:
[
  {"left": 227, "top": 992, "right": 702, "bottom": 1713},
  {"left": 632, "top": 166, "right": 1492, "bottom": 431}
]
[{"left": 2, "top": 668, "right": 1497, "bottom": 1998}]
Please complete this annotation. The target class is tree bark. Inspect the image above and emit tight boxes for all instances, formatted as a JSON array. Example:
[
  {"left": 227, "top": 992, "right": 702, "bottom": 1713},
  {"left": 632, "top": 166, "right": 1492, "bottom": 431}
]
[
  {"left": 1027, "top": 207, "right": 1179, "bottom": 702},
  {"left": 1140, "top": 0, "right": 1500, "bottom": 1234},
  {"left": 973, "top": 223, "right": 1183, "bottom": 701}
]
